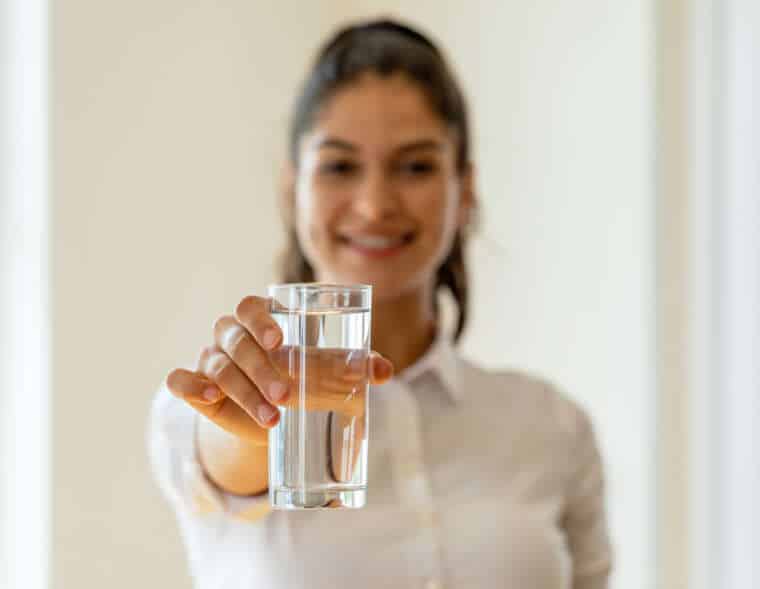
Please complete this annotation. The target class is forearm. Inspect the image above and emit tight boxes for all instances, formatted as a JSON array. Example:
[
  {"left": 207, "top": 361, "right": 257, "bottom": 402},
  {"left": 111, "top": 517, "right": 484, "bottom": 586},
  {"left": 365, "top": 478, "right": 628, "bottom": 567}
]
[{"left": 196, "top": 415, "right": 269, "bottom": 496}]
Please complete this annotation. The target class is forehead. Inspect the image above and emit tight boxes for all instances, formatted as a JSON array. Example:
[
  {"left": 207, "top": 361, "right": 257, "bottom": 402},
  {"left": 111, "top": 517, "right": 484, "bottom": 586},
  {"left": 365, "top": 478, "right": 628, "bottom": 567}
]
[{"left": 306, "top": 71, "right": 451, "bottom": 150}]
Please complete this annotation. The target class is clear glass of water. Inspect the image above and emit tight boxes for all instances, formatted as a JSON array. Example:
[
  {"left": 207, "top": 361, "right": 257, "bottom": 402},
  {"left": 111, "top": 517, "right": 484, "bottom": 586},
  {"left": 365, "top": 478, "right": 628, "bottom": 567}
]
[{"left": 267, "top": 283, "right": 372, "bottom": 509}]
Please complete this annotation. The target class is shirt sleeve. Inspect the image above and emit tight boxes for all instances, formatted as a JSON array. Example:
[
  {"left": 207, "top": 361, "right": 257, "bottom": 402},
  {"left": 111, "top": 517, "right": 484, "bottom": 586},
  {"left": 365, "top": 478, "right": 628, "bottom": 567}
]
[
  {"left": 562, "top": 406, "right": 613, "bottom": 589},
  {"left": 146, "top": 382, "right": 272, "bottom": 522}
]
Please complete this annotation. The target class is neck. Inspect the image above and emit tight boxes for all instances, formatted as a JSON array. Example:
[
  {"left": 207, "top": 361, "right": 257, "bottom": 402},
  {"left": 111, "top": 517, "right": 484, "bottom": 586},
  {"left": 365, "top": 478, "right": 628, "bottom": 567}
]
[{"left": 370, "top": 285, "right": 437, "bottom": 375}]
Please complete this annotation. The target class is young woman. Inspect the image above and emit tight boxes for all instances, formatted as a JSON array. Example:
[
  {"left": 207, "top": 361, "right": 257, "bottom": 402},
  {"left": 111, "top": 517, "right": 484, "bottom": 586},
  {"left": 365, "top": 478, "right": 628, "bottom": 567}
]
[{"left": 149, "top": 19, "right": 612, "bottom": 589}]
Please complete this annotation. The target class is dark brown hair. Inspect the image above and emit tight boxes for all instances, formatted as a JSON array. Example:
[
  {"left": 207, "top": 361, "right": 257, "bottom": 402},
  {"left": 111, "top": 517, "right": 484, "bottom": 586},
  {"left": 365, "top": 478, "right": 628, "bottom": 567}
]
[{"left": 280, "top": 18, "right": 473, "bottom": 342}]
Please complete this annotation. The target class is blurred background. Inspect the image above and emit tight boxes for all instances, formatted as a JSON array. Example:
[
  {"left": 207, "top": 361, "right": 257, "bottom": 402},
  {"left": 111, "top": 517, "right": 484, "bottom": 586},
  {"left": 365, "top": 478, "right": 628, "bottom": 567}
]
[{"left": 1, "top": 1, "right": 757, "bottom": 588}]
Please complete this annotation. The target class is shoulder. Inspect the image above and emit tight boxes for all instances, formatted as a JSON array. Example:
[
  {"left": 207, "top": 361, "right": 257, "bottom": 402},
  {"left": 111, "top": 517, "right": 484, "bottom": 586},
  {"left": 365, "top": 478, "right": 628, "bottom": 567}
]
[{"left": 457, "top": 357, "right": 594, "bottom": 444}]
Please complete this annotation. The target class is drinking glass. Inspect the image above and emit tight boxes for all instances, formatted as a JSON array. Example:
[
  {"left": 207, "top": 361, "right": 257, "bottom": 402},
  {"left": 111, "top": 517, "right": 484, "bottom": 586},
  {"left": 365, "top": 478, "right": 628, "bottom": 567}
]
[{"left": 267, "top": 283, "right": 372, "bottom": 509}]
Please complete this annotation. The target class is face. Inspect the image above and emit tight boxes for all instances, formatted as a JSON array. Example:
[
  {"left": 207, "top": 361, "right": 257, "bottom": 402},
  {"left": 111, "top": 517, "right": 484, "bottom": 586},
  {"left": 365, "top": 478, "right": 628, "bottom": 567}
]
[{"left": 291, "top": 71, "right": 473, "bottom": 301}]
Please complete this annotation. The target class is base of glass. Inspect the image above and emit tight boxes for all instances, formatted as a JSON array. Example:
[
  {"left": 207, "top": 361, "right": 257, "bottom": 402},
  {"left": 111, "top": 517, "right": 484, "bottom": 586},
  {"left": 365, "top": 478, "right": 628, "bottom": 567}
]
[{"left": 270, "top": 487, "right": 366, "bottom": 510}]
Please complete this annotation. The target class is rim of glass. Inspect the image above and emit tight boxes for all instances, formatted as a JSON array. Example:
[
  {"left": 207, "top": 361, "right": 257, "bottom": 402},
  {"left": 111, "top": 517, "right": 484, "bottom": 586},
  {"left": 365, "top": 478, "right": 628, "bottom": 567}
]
[{"left": 267, "top": 282, "right": 372, "bottom": 294}]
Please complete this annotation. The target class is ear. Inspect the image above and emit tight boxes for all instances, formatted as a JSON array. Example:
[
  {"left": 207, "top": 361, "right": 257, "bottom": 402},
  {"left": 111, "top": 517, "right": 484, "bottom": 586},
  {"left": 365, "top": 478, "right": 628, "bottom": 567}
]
[{"left": 456, "top": 162, "right": 477, "bottom": 231}]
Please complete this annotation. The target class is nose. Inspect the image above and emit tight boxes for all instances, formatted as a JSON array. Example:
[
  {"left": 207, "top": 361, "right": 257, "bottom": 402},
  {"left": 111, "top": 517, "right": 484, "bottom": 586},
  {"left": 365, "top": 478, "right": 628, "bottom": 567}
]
[{"left": 352, "top": 168, "right": 399, "bottom": 221}]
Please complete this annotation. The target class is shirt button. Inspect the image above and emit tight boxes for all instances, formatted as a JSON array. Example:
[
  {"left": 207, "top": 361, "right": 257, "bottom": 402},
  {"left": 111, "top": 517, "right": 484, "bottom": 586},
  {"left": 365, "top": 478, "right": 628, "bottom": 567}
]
[{"left": 423, "top": 579, "right": 442, "bottom": 589}]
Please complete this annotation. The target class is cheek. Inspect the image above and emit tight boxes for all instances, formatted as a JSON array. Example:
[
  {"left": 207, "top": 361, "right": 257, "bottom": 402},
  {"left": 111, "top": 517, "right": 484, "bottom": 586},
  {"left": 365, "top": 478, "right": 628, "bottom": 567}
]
[
  {"left": 410, "top": 181, "right": 461, "bottom": 256},
  {"left": 294, "top": 183, "right": 341, "bottom": 258}
]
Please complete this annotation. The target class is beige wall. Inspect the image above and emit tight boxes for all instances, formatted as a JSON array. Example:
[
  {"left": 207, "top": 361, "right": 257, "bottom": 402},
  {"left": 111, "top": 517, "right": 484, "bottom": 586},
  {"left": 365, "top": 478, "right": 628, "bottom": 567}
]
[
  {"left": 52, "top": 2, "right": 344, "bottom": 586},
  {"left": 52, "top": 2, "right": 655, "bottom": 588},
  {"left": 657, "top": 1, "right": 691, "bottom": 586}
]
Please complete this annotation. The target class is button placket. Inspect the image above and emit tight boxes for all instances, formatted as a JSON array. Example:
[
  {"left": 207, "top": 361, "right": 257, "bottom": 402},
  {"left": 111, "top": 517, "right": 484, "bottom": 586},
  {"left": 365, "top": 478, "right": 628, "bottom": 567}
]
[{"left": 385, "top": 380, "right": 444, "bottom": 588}]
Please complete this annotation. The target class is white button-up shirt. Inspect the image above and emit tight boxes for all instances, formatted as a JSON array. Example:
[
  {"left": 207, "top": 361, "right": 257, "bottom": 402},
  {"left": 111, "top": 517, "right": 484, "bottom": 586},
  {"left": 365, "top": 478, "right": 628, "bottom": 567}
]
[{"left": 148, "top": 333, "right": 612, "bottom": 589}]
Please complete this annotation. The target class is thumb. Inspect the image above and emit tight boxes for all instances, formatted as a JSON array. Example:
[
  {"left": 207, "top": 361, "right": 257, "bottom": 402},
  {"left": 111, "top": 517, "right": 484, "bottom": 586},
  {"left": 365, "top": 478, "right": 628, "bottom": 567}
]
[{"left": 369, "top": 353, "right": 394, "bottom": 384}]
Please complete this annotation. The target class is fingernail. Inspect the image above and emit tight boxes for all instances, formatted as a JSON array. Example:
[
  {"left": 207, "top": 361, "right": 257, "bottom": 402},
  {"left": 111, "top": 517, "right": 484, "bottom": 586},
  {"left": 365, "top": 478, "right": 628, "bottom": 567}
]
[
  {"left": 373, "top": 358, "right": 392, "bottom": 380},
  {"left": 268, "top": 381, "right": 288, "bottom": 402},
  {"left": 202, "top": 386, "right": 222, "bottom": 402},
  {"left": 257, "top": 404, "right": 277, "bottom": 425},
  {"left": 262, "top": 328, "right": 280, "bottom": 350}
]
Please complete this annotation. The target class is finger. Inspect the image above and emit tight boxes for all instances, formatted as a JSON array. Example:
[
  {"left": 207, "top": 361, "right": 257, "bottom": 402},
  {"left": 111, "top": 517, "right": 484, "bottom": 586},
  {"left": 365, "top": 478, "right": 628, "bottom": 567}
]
[
  {"left": 278, "top": 382, "right": 366, "bottom": 417},
  {"left": 214, "top": 315, "right": 290, "bottom": 404},
  {"left": 268, "top": 347, "right": 367, "bottom": 415},
  {"left": 234, "top": 295, "right": 282, "bottom": 351},
  {"left": 165, "top": 367, "right": 267, "bottom": 444},
  {"left": 369, "top": 352, "right": 394, "bottom": 384},
  {"left": 194, "top": 397, "right": 269, "bottom": 445},
  {"left": 269, "top": 346, "right": 370, "bottom": 383},
  {"left": 166, "top": 368, "right": 225, "bottom": 404},
  {"left": 199, "top": 345, "right": 280, "bottom": 428}
]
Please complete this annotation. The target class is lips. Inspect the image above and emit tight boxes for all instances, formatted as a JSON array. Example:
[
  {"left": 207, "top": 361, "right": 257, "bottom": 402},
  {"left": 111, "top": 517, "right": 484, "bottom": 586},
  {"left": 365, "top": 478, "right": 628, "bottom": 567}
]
[{"left": 337, "top": 231, "right": 416, "bottom": 258}]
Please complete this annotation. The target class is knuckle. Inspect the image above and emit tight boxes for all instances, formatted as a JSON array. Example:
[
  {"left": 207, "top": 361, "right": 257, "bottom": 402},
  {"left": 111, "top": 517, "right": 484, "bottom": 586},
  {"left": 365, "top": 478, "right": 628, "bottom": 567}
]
[
  {"left": 197, "top": 345, "right": 218, "bottom": 367},
  {"left": 212, "top": 314, "right": 235, "bottom": 336},
  {"left": 220, "top": 322, "right": 248, "bottom": 356},
  {"left": 235, "top": 295, "right": 265, "bottom": 322},
  {"left": 235, "top": 385, "right": 261, "bottom": 414},
  {"left": 246, "top": 344, "right": 268, "bottom": 369},
  {"left": 204, "top": 351, "right": 232, "bottom": 380},
  {"left": 249, "top": 357, "right": 276, "bottom": 389},
  {"left": 200, "top": 344, "right": 217, "bottom": 357}
]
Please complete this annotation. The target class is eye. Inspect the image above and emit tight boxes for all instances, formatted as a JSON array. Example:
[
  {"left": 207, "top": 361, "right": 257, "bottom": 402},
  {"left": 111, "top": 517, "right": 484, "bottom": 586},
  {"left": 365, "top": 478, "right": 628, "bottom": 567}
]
[
  {"left": 398, "top": 160, "right": 437, "bottom": 176},
  {"left": 320, "top": 159, "right": 359, "bottom": 176}
]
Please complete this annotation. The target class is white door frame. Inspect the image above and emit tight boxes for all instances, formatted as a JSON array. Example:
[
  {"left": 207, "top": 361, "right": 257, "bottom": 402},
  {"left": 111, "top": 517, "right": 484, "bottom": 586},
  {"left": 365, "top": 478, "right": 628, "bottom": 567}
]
[
  {"left": 0, "top": 1, "right": 51, "bottom": 588},
  {"left": 659, "top": 1, "right": 759, "bottom": 587}
]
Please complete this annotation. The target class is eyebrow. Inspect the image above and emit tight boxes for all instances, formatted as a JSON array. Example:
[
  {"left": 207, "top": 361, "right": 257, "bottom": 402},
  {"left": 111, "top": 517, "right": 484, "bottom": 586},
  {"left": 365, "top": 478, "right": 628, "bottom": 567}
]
[
  {"left": 395, "top": 139, "right": 444, "bottom": 155},
  {"left": 316, "top": 138, "right": 358, "bottom": 152},
  {"left": 315, "top": 137, "right": 445, "bottom": 155}
]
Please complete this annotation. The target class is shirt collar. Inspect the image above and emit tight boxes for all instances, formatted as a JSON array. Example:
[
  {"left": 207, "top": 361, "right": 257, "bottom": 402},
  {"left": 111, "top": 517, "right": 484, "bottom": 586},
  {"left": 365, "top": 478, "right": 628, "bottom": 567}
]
[{"left": 394, "top": 326, "right": 464, "bottom": 403}]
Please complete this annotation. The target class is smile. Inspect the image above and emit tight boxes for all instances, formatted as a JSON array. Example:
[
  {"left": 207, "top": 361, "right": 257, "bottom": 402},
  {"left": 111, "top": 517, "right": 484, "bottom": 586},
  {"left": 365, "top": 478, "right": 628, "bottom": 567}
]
[{"left": 337, "top": 232, "right": 416, "bottom": 259}]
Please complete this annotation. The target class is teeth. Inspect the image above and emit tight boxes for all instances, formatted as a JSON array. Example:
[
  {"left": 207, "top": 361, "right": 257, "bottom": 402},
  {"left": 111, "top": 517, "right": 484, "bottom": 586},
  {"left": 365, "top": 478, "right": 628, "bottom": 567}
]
[{"left": 350, "top": 235, "right": 404, "bottom": 249}]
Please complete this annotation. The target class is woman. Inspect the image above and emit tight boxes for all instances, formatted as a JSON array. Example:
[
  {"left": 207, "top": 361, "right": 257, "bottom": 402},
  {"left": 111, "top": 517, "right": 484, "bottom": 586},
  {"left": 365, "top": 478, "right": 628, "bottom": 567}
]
[{"left": 149, "top": 19, "right": 612, "bottom": 589}]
